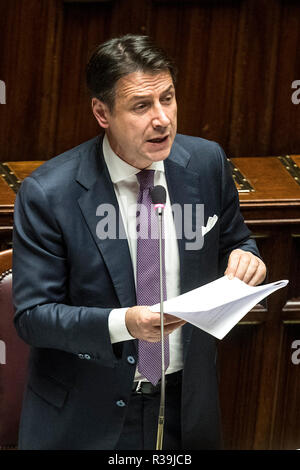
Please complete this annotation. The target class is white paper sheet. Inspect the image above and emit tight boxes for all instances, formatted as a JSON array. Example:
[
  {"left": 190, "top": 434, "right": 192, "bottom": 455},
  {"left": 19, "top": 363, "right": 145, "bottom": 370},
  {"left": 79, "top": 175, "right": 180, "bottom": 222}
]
[{"left": 150, "top": 276, "right": 289, "bottom": 340}]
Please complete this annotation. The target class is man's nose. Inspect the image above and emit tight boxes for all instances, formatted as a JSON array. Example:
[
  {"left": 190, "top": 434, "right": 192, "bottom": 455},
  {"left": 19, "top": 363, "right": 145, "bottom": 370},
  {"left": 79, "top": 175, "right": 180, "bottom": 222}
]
[{"left": 152, "top": 104, "right": 170, "bottom": 128}]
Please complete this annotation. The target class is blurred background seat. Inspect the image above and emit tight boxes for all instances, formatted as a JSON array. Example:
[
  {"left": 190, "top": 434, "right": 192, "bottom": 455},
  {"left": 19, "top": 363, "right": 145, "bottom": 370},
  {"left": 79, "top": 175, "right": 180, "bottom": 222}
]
[{"left": 0, "top": 249, "right": 29, "bottom": 449}]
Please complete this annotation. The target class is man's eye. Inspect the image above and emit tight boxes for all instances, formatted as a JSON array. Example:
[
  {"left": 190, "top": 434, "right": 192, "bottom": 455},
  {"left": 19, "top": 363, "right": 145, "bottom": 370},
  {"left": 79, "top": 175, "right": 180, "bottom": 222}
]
[
  {"left": 134, "top": 103, "right": 148, "bottom": 112},
  {"left": 162, "top": 95, "right": 173, "bottom": 103}
]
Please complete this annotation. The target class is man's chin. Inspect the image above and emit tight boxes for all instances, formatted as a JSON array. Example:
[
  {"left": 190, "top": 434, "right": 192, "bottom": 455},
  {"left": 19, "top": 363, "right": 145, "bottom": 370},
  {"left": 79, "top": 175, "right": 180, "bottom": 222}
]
[
  {"left": 142, "top": 153, "right": 169, "bottom": 166},
  {"left": 146, "top": 146, "right": 172, "bottom": 162}
]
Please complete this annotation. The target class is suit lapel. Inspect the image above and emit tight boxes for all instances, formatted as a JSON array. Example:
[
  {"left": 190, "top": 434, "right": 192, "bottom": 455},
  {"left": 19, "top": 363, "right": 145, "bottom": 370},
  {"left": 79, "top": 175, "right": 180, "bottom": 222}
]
[
  {"left": 76, "top": 137, "right": 136, "bottom": 308},
  {"left": 164, "top": 141, "right": 206, "bottom": 291},
  {"left": 164, "top": 141, "right": 206, "bottom": 355}
]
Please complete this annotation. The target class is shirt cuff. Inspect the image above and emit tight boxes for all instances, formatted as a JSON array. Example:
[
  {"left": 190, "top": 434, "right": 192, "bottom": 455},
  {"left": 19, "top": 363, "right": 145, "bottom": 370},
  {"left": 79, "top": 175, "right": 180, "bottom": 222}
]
[{"left": 108, "top": 307, "right": 135, "bottom": 344}]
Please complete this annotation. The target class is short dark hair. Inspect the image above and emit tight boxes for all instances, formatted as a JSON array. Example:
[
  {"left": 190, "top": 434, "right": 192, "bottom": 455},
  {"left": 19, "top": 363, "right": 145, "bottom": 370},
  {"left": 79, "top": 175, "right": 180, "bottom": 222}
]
[{"left": 86, "top": 34, "right": 177, "bottom": 111}]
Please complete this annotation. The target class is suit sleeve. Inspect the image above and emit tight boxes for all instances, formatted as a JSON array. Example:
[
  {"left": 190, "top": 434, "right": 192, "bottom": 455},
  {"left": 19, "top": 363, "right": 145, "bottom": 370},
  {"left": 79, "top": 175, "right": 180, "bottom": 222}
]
[
  {"left": 12, "top": 176, "right": 118, "bottom": 367},
  {"left": 215, "top": 144, "right": 262, "bottom": 274}
]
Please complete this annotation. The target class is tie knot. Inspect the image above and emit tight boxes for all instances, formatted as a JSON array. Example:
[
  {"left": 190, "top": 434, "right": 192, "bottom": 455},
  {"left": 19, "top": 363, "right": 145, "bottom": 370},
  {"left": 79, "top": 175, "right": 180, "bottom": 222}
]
[{"left": 137, "top": 169, "right": 155, "bottom": 190}]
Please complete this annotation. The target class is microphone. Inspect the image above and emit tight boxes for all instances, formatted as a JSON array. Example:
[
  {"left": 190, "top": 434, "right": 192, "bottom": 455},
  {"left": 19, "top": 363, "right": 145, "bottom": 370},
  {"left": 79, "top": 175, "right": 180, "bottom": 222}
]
[
  {"left": 151, "top": 184, "right": 167, "bottom": 450},
  {"left": 151, "top": 185, "right": 166, "bottom": 215}
]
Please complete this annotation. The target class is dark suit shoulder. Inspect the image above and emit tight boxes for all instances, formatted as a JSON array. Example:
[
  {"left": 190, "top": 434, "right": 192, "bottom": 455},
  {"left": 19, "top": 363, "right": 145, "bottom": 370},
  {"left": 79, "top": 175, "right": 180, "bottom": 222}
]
[
  {"left": 28, "top": 136, "right": 100, "bottom": 188},
  {"left": 175, "top": 133, "right": 223, "bottom": 158},
  {"left": 173, "top": 133, "right": 226, "bottom": 174},
  {"left": 175, "top": 133, "right": 220, "bottom": 152}
]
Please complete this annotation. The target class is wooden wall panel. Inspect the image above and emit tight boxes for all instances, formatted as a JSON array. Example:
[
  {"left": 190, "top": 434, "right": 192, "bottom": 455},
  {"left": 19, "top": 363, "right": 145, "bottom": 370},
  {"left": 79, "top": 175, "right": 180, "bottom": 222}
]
[
  {"left": 228, "top": 0, "right": 282, "bottom": 156},
  {"left": 149, "top": 1, "right": 241, "bottom": 146},
  {"left": 218, "top": 323, "right": 265, "bottom": 449},
  {"left": 0, "top": 0, "right": 63, "bottom": 161},
  {"left": 54, "top": 1, "right": 114, "bottom": 153},
  {"left": 250, "top": 226, "right": 297, "bottom": 449},
  {"left": 270, "top": 1, "right": 300, "bottom": 156},
  {"left": 1, "top": 0, "right": 300, "bottom": 161},
  {"left": 285, "top": 235, "right": 300, "bottom": 302},
  {"left": 272, "top": 324, "right": 300, "bottom": 449},
  {"left": 0, "top": 0, "right": 300, "bottom": 451},
  {"left": 217, "top": 221, "right": 300, "bottom": 450}
]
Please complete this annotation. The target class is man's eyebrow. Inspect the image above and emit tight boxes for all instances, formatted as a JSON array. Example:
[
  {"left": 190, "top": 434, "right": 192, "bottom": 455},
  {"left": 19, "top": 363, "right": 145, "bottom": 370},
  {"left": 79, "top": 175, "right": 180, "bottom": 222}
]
[
  {"left": 128, "top": 85, "right": 175, "bottom": 103},
  {"left": 160, "top": 85, "right": 175, "bottom": 96}
]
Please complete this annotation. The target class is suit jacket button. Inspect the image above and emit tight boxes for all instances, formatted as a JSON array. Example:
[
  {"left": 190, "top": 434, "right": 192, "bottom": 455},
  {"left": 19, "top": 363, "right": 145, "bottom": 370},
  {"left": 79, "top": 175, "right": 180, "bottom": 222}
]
[
  {"left": 127, "top": 355, "right": 135, "bottom": 365},
  {"left": 116, "top": 400, "right": 126, "bottom": 407}
]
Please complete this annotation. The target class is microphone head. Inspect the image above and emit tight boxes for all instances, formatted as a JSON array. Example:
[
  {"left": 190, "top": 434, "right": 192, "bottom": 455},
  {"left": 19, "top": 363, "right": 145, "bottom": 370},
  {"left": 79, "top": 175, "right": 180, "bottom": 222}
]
[{"left": 151, "top": 185, "right": 166, "bottom": 206}]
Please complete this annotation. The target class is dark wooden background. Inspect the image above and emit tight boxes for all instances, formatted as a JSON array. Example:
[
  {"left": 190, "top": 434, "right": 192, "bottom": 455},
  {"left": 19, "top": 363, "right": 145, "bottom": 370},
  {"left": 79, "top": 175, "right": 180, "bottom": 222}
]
[
  {"left": 1, "top": 0, "right": 300, "bottom": 162},
  {"left": 0, "top": 0, "right": 300, "bottom": 450}
]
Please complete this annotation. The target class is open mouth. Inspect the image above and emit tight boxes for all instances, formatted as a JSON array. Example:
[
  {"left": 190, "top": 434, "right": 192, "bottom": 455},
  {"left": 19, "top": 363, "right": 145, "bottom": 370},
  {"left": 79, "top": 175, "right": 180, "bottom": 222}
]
[{"left": 147, "top": 135, "right": 168, "bottom": 144}]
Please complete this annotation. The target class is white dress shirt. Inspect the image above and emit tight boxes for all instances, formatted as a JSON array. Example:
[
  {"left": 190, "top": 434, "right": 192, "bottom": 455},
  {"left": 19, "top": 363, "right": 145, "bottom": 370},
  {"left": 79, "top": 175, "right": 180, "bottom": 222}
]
[{"left": 103, "top": 134, "right": 183, "bottom": 382}]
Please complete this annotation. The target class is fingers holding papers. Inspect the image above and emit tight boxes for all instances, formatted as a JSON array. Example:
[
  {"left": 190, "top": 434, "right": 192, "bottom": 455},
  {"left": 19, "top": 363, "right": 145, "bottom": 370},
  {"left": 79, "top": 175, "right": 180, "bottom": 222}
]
[
  {"left": 225, "top": 248, "right": 267, "bottom": 286},
  {"left": 125, "top": 306, "right": 185, "bottom": 342}
]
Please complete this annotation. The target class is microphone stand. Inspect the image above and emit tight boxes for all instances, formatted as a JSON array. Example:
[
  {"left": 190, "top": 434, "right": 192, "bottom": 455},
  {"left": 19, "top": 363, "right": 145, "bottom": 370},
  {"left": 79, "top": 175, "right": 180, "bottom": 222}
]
[{"left": 155, "top": 204, "right": 165, "bottom": 451}]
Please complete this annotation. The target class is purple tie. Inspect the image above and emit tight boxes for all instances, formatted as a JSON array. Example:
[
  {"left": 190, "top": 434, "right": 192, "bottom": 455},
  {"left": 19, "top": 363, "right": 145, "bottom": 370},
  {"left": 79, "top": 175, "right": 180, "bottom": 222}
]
[{"left": 136, "top": 169, "right": 169, "bottom": 385}]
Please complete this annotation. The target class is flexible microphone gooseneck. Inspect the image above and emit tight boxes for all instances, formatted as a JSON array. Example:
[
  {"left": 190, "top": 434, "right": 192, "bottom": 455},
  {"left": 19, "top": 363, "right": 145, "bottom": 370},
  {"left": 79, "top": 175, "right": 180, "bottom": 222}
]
[{"left": 150, "top": 185, "right": 167, "bottom": 451}]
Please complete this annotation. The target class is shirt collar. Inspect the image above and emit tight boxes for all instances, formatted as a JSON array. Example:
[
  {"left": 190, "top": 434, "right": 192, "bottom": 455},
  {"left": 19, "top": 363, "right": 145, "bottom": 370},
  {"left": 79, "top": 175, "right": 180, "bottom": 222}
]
[{"left": 102, "top": 133, "right": 164, "bottom": 184}]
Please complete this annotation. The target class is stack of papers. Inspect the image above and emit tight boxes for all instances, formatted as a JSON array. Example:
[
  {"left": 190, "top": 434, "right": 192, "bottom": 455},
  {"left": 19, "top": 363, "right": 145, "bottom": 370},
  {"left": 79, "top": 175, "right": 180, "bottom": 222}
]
[{"left": 151, "top": 276, "right": 288, "bottom": 340}]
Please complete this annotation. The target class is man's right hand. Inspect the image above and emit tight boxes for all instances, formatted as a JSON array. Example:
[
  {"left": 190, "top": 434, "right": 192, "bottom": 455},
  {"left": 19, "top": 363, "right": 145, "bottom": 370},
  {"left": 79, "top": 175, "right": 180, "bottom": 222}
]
[{"left": 125, "top": 306, "right": 186, "bottom": 342}]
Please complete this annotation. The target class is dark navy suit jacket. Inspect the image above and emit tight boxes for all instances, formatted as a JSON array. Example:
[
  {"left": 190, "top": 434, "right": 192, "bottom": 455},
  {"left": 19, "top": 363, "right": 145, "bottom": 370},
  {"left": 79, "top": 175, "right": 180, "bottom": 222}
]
[{"left": 12, "top": 134, "right": 260, "bottom": 449}]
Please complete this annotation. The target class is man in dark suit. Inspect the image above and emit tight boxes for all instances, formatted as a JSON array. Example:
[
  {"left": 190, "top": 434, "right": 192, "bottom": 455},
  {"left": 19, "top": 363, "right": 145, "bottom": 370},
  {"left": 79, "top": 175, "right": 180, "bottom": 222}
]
[{"left": 12, "top": 34, "right": 266, "bottom": 450}]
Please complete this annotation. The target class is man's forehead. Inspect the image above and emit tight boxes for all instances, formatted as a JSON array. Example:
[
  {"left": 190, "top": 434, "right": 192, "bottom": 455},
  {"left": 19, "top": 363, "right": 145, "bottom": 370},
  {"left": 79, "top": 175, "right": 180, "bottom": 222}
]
[{"left": 115, "top": 71, "right": 174, "bottom": 100}]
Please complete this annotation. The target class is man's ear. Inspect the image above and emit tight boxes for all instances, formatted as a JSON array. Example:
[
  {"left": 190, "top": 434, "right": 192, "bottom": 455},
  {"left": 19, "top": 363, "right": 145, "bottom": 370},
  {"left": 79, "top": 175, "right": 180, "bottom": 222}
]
[{"left": 92, "top": 98, "right": 110, "bottom": 129}]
